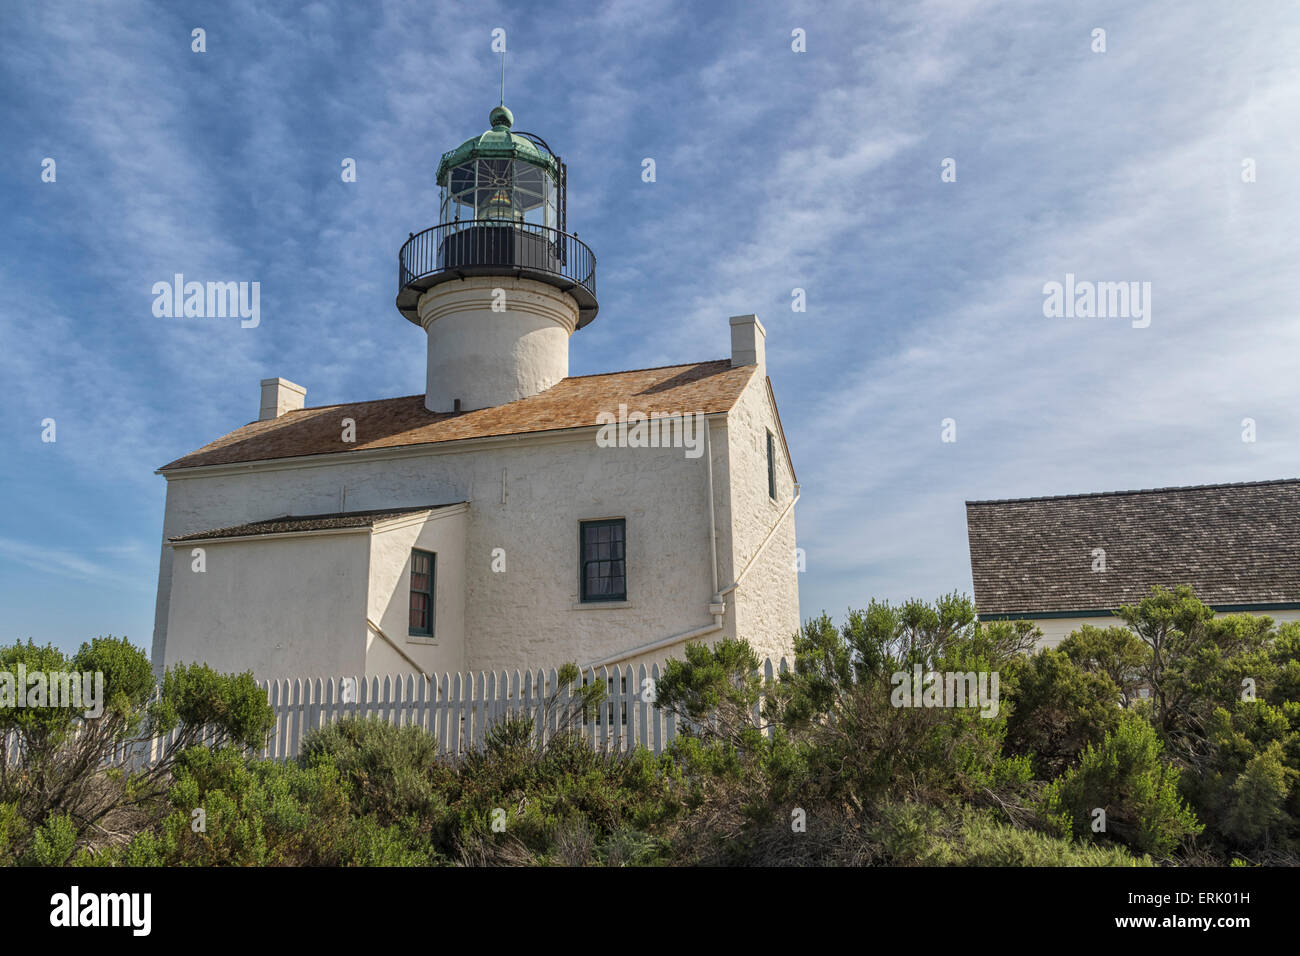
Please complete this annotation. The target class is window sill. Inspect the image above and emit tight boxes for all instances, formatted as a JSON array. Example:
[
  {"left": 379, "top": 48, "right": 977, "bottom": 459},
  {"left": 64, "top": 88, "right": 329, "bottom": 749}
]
[
  {"left": 406, "top": 635, "right": 438, "bottom": 646},
  {"left": 572, "top": 600, "right": 632, "bottom": 610}
]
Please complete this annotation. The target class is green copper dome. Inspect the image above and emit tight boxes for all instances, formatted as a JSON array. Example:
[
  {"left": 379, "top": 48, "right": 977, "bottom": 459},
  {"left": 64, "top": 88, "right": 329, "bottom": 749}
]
[{"left": 435, "top": 105, "right": 559, "bottom": 186}]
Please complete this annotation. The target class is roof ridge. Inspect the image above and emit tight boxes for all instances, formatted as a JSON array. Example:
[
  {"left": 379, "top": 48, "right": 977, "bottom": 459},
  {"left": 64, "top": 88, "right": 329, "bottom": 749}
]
[
  {"left": 966, "top": 477, "right": 1300, "bottom": 507},
  {"left": 561, "top": 358, "right": 730, "bottom": 381}
]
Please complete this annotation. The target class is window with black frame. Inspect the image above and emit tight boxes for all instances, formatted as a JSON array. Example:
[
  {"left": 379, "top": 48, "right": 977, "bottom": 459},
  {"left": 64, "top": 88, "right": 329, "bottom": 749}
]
[
  {"left": 767, "top": 430, "right": 777, "bottom": 500},
  {"left": 580, "top": 518, "right": 626, "bottom": 602},
  {"left": 409, "top": 549, "right": 435, "bottom": 636}
]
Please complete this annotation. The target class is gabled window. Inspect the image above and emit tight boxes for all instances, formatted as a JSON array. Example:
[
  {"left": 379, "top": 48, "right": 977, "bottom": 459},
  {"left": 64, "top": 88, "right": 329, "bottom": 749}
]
[
  {"left": 408, "top": 549, "right": 435, "bottom": 636},
  {"left": 767, "top": 430, "right": 777, "bottom": 500},
  {"left": 580, "top": 518, "right": 626, "bottom": 602}
]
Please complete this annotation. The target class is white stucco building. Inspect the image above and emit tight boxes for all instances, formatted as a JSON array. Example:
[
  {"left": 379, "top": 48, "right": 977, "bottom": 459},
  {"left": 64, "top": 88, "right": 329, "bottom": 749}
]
[{"left": 151, "top": 104, "right": 800, "bottom": 681}]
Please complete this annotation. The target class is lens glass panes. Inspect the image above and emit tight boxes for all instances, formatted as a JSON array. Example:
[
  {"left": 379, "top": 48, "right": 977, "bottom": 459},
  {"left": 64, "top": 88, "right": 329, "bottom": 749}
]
[{"left": 441, "top": 159, "right": 555, "bottom": 228}]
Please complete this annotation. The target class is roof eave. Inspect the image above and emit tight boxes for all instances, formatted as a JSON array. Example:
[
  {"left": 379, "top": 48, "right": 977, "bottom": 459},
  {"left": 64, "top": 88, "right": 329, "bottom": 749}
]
[{"left": 157, "top": 411, "right": 736, "bottom": 479}]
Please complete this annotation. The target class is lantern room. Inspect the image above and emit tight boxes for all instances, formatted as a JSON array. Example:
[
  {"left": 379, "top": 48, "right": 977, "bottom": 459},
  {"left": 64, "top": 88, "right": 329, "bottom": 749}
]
[
  {"left": 396, "top": 103, "right": 596, "bottom": 330},
  {"left": 436, "top": 105, "right": 561, "bottom": 229}
]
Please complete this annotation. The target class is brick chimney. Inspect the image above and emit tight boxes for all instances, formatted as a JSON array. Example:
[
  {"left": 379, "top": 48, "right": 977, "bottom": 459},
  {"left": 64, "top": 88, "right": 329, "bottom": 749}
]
[
  {"left": 729, "top": 314, "right": 766, "bottom": 371},
  {"left": 259, "top": 377, "right": 306, "bottom": 421}
]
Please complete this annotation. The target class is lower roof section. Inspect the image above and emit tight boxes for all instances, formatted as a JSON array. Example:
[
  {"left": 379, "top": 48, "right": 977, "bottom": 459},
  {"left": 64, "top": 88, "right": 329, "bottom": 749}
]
[{"left": 169, "top": 504, "right": 464, "bottom": 543}]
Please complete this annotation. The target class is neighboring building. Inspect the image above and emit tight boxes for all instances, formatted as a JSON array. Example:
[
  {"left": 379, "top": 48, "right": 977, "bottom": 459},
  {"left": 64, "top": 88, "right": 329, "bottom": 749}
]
[
  {"left": 150, "top": 102, "right": 800, "bottom": 681},
  {"left": 966, "top": 479, "right": 1300, "bottom": 647}
]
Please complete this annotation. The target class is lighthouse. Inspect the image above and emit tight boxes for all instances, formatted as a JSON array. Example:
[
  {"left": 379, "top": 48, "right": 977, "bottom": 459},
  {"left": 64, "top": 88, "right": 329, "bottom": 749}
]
[
  {"left": 154, "top": 87, "right": 800, "bottom": 685},
  {"left": 395, "top": 103, "right": 598, "bottom": 412}
]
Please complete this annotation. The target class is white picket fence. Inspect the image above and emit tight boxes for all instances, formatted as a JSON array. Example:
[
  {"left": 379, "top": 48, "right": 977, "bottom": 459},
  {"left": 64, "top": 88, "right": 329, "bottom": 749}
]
[{"left": 3, "top": 659, "right": 791, "bottom": 770}]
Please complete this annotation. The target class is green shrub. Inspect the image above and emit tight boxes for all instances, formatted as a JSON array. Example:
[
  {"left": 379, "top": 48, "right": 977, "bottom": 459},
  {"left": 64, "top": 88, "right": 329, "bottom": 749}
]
[
  {"left": 769, "top": 598, "right": 1034, "bottom": 806},
  {"left": 1058, "top": 625, "right": 1149, "bottom": 706},
  {"left": 25, "top": 812, "right": 78, "bottom": 866},
  {"left": 1003, "top": 648, "right": 1122, "bottom": 778},
  {"left": 0, "top": 802, "right": 23, "bottom": 866},
  {"left": 0, "top": 637, "right": 275, "bottom": 862},
  {"left": 301, "top": 717, "right": 454, "bottom": 831},
  {"left": 1043, "top": 713, "right": 1202, "bottom": 857},
  {"left": 113, "top": 744, "right": 438, "bottom": 867}
]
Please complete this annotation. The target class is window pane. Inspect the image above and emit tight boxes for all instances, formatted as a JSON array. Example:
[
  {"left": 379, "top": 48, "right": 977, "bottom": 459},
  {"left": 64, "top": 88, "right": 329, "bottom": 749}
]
[
  {"left": 409, "top": 592, "right": 428, "bottom": 630},
  {"left": 580, "top": 519, "right": 626, "bottom": 601}
]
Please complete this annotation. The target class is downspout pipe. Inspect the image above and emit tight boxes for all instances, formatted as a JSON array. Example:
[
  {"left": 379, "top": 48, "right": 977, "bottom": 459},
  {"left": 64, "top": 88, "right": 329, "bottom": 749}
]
[{"left": 705, "top": 417, "right": 725, "bottom": 622}]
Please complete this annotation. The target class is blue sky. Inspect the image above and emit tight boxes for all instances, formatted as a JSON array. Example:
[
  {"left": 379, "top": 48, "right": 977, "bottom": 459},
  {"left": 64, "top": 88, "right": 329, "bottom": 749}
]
[{"left": 3, "top": 0, "right": 1299, "bottom": 656}]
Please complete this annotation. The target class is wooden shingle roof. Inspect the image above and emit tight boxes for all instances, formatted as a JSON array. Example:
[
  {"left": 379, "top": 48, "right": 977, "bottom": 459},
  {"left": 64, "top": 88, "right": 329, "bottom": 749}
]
[
  {"left": 160, "top": 360, "right": 754, "bottom": 472},
  {"left": 965, "top": 479, "right": 1300, "bottom": 616}
]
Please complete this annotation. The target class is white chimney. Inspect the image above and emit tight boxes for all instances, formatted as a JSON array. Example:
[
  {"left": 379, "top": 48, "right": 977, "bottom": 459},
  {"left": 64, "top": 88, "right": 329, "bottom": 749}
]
[
  {"left": 259, "top": 377, "right": 306, "bottom": 421},
  {"left": 729, "top": 314, "right": 766, "bottom": 370}
]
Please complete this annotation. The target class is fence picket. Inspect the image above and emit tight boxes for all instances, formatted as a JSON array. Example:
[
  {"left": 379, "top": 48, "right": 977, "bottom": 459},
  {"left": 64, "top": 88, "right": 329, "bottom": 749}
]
[
  {"left": 290, "top": 679, "right": 305, "bottom": 759},
  {"left": 450, "top": 672, "right": 464, "bottom": 754},
  {"left": 549, "top": 668, "right": 561, "bottom": 746},
  {"left": 473, "top": 672, "right": 487, "bottom": 747},
  {"left": 309, "top": 678, "right": 323, "bottom": 741},
  {"left": 2, "top": 657, "right": 792, "bottom": 770}
]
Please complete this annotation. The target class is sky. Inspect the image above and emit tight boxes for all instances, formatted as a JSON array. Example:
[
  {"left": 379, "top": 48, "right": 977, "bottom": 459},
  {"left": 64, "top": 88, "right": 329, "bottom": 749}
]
[{"left": 2, "top": 0, "right": 1299, "bottom": 656}]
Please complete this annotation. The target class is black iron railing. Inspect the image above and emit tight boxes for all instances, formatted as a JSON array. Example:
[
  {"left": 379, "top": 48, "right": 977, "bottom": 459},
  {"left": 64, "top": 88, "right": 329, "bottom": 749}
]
[{"left": 397, "top": 220, "right": 597, "bottom": 324}]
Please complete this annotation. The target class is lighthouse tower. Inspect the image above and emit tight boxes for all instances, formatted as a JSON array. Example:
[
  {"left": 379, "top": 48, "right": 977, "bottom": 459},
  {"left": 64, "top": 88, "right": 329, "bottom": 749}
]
[{"left": 396, "top": 103, "right": 598, "bottom": 412}]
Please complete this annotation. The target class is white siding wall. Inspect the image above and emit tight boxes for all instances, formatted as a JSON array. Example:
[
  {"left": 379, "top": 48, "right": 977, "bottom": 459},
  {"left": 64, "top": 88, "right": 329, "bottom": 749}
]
[{"left": 1025, "top": 608, "right": 1300, "bottom": 649}]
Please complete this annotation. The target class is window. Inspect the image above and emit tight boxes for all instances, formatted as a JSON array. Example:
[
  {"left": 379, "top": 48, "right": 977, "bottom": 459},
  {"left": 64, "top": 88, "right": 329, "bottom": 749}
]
[
  {"left": 580, "top": 519, "right": 626, "bottom": 602},
  {"left": 767, "top": 430, "right": 777, "bottom": 500},
  {"left": 408, "top": 550, "right": 435, "bottom": 636}
]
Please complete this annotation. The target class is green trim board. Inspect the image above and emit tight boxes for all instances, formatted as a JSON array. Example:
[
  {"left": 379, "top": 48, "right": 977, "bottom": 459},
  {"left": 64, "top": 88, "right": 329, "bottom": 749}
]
[{"left": 980, "top": 602, "right": 1300, "bottom": 622}]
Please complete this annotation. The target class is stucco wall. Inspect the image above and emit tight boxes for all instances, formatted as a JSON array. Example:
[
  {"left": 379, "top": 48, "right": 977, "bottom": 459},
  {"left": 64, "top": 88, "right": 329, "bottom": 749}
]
[
  {"left": 154, "top": 428, "right": 729, "bottom": 677},
  {"left": 418, "top": 277, "right": 576, "bottom": 413},
  {"left": 366, "top": 508, "right": 468, "bottom": 676},
  {"left": 163, "top": 531, "right": 370, "bottom": 679},
  {"left": 723, "top": 373, "right": 800, "bottom": 664}
]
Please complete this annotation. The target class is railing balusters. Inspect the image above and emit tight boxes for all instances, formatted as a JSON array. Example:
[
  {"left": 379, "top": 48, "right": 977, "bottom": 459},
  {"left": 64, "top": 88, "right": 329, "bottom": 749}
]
[{"left": 397, "top": 220, "right": 596, "bottom": 307}]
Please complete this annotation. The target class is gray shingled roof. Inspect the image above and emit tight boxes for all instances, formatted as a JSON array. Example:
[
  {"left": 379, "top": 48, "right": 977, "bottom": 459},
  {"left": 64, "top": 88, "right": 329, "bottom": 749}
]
[
  {"left": 170, "top": 505, "right": 463, "bottom": 543},
  {"left": 965, "top": 479, "right": 1300, "bottom": 616}
]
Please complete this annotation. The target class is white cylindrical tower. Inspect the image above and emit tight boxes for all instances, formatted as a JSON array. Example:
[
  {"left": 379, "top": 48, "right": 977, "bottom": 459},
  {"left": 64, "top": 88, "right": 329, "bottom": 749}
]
[
  {"left": 395, "top": 104, "right": 598, "bottom": 413},
  {"left": 417, "top": 275, "right": 577, "bottom": 411}
]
